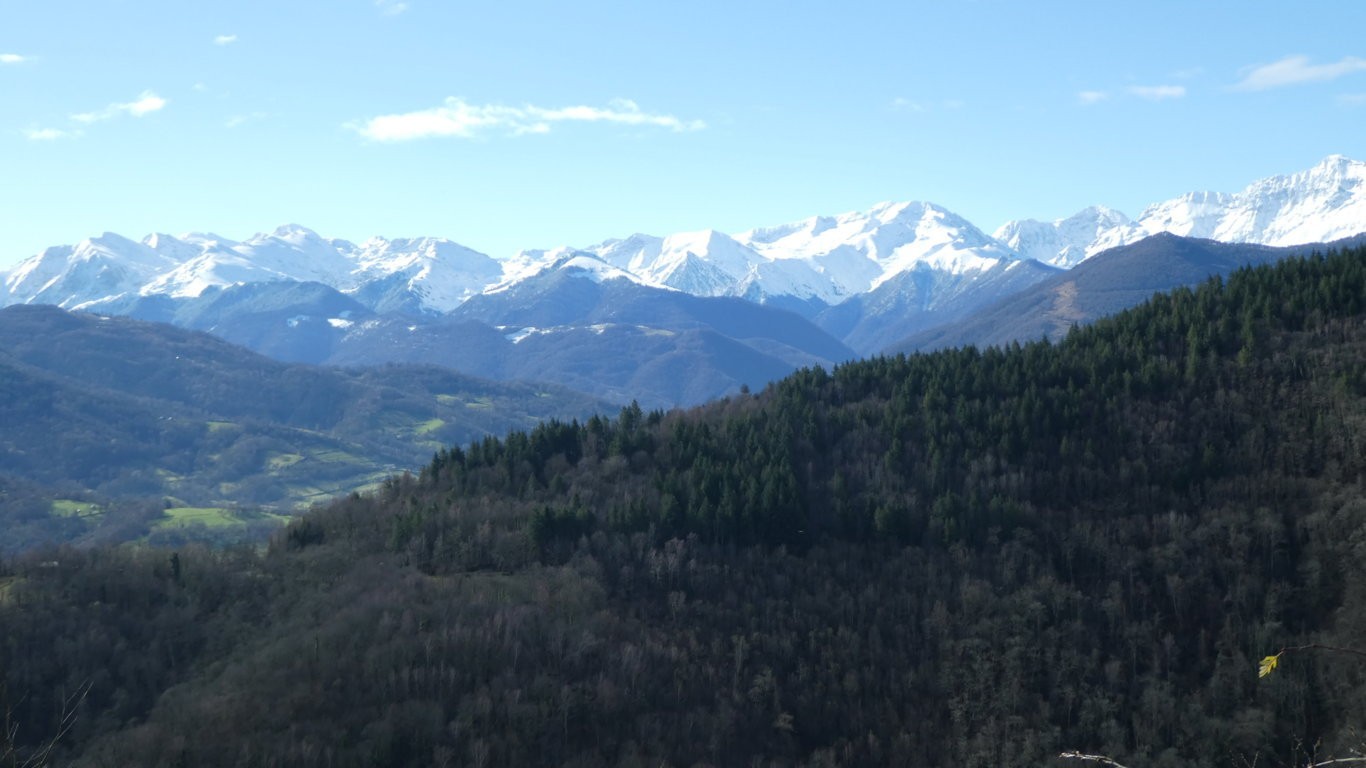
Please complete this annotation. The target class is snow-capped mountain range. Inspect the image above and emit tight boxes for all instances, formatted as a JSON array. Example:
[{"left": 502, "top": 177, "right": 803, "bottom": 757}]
[
  {"left": 995, "top": 154, "right": 1366, "bottom": 268},
  {"left": 3, "top": 154, "right": 1364, "bottom": 332}
]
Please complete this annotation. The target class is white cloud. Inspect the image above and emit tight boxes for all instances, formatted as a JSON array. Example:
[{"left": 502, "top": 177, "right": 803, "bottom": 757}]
[
  {"left": 72, "top": 90, "right": 168, "bottom": 123},
  {"left": 214, "top": 34, "right": 238, "bottom": 46},
  {"left": 1077, "top": 90, "right": 1108, "bottom": 105},
  {"left": 1, "top": 53, "right": 26, "bottom": 64},
  {"left": 24, "top": 127, "right": 80, "bottom": 141},
  {"left": 1234, "top": 55, "right": 1366, "bottom": 91},
  {"left": 890, "top": 97, "right": 927, "bottom": 112},
  {"left": 353, "top": 97, "right": 705, "bottom": 142},
  {"left": 375, "top": 0, "right": 408, "bottom": 15},
  {"left": 1338, "top": 93, "right": 1366, "bottom": 106},
  {"left": 1128, "top": 84, "right": 1186, "bottom": 101}
]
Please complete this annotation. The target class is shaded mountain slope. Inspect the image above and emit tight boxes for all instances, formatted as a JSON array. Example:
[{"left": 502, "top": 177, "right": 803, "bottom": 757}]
[
  {"left": 816, "top": 257, "right": 1059, "bottom": 353},
  {"left": 893, "top": 232, "right": 1366, "bottom": 352},
  {"left": 0, "top": 305, "right": 608, "bottom": 508}
]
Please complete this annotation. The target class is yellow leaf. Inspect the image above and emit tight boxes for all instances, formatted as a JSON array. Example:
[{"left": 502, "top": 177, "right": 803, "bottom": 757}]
[{"left": 1259, "top": 654, "right": 1280, "bottom": 678}]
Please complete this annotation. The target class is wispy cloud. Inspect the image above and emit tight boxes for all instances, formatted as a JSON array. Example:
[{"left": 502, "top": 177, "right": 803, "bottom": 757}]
[
  {"left": 1234, "top": 55, "right": 1366, "bottom": 91},
  {"left": 1128, "top": 84, "right": 1186, "bottom": 101},
  {"left": 72, "top": 90, "right": 168, "bottom": 123},
  {"left": 214, "top": 34, "right": 238, "bottom": 46},
  {"left": 226, "top": 112, "right": 266, "bottom": 128},
  {"left": 1077, "top": 90, "right": 1108, "bottom": 105},
  {"left": 352, "top": 97, "right": 705, "bottom": 142},
  {"left": 24, "top": 127, "right": 80, "bottom": 141},
  {"left": 375, "top": 0, "right": 408, "bottom": 15},
  {"left": 1338, "top": 93, "right": 1366, "bottom": 107},
  {"left": 1, "top": 53, "right": 27, "bottom": 64}
]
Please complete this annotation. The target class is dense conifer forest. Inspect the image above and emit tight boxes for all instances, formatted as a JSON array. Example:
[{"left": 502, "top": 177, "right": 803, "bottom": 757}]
[{"left": 3, "top": 246, "right": 1366, "bottom": 767}]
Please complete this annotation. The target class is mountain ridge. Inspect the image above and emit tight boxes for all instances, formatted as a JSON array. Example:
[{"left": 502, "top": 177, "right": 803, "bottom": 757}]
[
  {"left": 3, "top": 156, "right": 1362, "bottom": 362},
  {"left": 997, "top": 154, "right": 1366, "bottom": 266},
  {"left": 6, "top": 156, "right": 1362, "bottom": 315}
]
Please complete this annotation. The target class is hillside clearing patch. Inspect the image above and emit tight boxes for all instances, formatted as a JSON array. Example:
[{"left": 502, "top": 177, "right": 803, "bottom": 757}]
[
  {"left": 157, "top": 507, "right": 238, "bottom": 529},
  {"left": 50, "top": 499, "right": 103, "bottom": 518},
  {"left": 415, "top": 418, "right": 445, "bottom": 435},
  {"left": 268, "top": 453, "right": 304, "bottom": 470}
]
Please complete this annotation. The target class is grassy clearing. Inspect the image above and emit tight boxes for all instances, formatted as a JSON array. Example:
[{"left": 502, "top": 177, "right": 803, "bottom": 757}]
[
  {"left": 435, "top": 394, "right": 459, "bottom": 405},
  {"left": 206, "top": 420, "right": 238, "bottom": 433},
  {"left": 414, "top": 418, "right": 445, "bottom": 435},
  {"left": 288, "top": 471, "right": 393, "bottom": 506},
  {"left": 157, "top": 507, "right": 238, "bottom": 529},
  {"left": 268, "top": 453, "right": 304, "bottom": 470},
  {"left": 50, "top": 499, "right": 103, "bottom": 518},
  {"left": 153, "top": 506, "right": 293, "bottom": 530},
  {"left": 465, "top": 397, "right": 493, "bottom": 410},
  {"left": 309, "top": 448, "right": 361, "bottom": 464}
]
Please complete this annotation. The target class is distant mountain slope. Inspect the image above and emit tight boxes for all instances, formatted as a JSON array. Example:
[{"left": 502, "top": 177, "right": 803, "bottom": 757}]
[
  {"left": 89, "top": 280, "right": 376, "bottom": 365},
  {"left": 1, "top": 225, "right": 502, "bottom": 315},
  {"left": 893, "top": 233, "right": 1366, "bottom": 352},
  {"left": 341, "top": 263, "right": 856, "bottom": 407},
  {"left": 0, "top": 305, "right": 608, "bottom": 507},
  {"left": 815, "top": 257, "right": 1060, "bottom": 354},
  {"left": 998, "top": 155, "right": 1366, "bottom": 265}
]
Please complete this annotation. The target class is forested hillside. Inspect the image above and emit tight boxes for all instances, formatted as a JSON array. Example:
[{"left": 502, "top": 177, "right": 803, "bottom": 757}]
[
  {"left": 2, "top": 246, "right": 1365, "bottom": 767},
  {"left": 0, "top": 305, "right": 608, "bottom": 547}
]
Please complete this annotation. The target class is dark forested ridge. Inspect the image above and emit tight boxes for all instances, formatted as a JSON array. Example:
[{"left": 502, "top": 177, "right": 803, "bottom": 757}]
[{"left": 3, "top": 246, "right": 1366, "bottom": 767}]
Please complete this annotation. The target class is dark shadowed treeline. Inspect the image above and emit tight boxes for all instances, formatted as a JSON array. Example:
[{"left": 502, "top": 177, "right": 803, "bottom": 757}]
[{"left": 2, "top": 246, "right": 1365, "bottom": 767}]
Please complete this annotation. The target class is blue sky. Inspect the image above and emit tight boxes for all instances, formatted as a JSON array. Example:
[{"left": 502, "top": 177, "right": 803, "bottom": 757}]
[{"left": 2, "top": 0, "right": 1365, "bottom": 268}]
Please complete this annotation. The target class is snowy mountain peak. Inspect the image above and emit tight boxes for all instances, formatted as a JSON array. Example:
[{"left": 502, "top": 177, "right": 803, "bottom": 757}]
[
  {"left": 997, "top": 155, "right": 1366, "bottom": 266},
  {"left": 1, "top": 225, "right": 504, "bottom": 313},
  {"left": 4, "top": 156, "right": 1363, "bottom": 318},
  {"left": 264, "top": 223, "right": 323, "bottom": 242},
  {"left": 483, "top": 249, "right": 651, "bottom": 295},
  {"left": 1312, "top": 153, "right": 1356, "bottom": 174},
  {"left": 995, "top": 205, "right": 1144, "bottom": 268},
  {"left": 742, "top": 215, "right": 838, "bottom": 246},
  {"left": 1138, "top": 156, "right": 1366, "bottom": 246},
  {"left": 84, "top": 231, "right": 150, "bottom": 254},
  {"left": 552, "top": 252, "right": 646, "bottom": 285}
]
